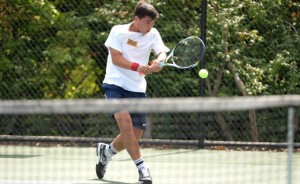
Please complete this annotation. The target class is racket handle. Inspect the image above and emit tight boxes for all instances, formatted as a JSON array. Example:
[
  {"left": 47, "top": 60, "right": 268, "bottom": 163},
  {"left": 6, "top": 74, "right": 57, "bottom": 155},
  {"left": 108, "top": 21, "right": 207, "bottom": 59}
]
[{"left": 158, "top": 61, "right": 164, "bottom": 68}]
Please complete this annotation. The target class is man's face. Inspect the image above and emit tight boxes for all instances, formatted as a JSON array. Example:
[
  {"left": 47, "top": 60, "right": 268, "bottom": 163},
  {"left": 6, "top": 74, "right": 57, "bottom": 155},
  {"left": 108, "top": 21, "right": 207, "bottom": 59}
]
[{"left": 135, "top": 16, "right": 155, "bottom": 34}]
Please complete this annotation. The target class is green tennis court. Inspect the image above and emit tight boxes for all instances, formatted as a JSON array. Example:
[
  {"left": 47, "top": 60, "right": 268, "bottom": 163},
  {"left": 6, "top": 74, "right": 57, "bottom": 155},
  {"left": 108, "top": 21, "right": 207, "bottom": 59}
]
[{"left": 0, "top": 145, "right": 299, "bottom": 184}]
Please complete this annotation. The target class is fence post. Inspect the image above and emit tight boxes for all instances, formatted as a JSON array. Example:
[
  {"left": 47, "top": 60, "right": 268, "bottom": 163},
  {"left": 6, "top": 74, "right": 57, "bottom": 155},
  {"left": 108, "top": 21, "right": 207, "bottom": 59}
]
[{"left": 198, "top": 0, "right": 207, "bottom": 148}]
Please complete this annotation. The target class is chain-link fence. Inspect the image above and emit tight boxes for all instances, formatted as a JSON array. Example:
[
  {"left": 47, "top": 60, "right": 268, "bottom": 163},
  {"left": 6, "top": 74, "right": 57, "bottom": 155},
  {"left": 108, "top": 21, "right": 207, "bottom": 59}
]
[{"left": 0, "top": 0, "right": 299, "bottom": 145}]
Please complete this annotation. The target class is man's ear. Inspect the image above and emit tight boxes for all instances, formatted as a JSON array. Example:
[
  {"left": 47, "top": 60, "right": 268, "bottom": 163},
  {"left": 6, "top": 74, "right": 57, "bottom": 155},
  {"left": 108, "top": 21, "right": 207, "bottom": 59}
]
[{"left": 134, "top": 16, "right": 139, "bottom": 22}]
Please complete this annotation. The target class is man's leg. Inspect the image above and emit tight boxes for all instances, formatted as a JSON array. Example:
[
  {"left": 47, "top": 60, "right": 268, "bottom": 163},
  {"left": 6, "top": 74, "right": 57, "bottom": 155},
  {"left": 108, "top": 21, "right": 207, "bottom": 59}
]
[
  {"left": 114, "top": 111, "right": 142, "bottom": 160},
  {"left": 114, "top": 111, "right": 152, "bottom": 184},
  {"left": 96, "top": 112, "right": 143, "bottom": 180}
]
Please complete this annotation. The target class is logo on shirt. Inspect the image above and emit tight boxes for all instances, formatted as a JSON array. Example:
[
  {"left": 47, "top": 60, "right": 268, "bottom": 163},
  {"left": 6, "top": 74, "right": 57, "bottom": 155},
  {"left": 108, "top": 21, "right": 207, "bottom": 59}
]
[{"left": 127, "top": 38, "right": 138, "bottom": 47}]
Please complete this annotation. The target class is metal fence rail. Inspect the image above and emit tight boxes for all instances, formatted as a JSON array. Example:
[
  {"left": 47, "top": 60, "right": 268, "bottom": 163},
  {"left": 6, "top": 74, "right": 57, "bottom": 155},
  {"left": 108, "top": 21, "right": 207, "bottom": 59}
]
[{"left": 0, "top": 95, "right": 299, "bottom": 146}]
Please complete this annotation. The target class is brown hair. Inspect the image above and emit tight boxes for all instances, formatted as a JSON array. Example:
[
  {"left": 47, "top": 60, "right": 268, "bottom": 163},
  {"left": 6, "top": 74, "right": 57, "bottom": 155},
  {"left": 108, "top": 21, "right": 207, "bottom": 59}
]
[{"left": 134, "top": 1, "right": 159, "bottom": 20}]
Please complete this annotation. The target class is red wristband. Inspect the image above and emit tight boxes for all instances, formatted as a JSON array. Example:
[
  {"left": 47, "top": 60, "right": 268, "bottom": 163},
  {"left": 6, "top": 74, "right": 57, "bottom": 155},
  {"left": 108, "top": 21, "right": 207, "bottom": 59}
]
[{"left": 131, "top": 62, "right": 139, "bottom": 71}]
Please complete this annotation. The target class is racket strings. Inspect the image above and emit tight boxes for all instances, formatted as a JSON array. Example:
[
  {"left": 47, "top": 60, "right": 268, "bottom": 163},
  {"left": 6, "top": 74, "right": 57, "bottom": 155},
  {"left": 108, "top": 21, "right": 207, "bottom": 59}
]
[{"left": 172, "top": 38, "right": 204, "bottom": 68}]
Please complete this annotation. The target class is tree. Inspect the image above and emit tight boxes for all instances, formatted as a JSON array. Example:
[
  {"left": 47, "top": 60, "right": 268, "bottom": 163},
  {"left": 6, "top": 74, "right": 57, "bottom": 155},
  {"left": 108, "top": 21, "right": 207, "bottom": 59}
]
[{"left": 0, "top": 0, "right": 59, "bottom": 99}]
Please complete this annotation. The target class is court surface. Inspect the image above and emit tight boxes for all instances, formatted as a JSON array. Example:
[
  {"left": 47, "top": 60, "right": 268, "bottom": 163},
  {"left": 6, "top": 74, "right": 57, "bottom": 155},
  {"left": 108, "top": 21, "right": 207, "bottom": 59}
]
[{"left": 0, "top": 145, "right": 299, "bottom": 184}]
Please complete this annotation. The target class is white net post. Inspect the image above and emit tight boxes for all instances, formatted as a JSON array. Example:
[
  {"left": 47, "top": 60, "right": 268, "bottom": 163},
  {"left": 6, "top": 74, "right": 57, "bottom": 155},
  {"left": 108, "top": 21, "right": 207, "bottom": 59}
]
[{"left": 287, "top": 107, "right": 295, "bottom": 184}]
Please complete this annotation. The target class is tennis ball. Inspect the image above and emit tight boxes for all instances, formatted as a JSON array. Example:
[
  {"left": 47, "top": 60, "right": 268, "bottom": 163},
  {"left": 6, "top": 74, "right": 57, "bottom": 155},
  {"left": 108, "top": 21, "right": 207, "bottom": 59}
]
[{"left": 199, "top": 69, "right": 208, "bottom": 78}]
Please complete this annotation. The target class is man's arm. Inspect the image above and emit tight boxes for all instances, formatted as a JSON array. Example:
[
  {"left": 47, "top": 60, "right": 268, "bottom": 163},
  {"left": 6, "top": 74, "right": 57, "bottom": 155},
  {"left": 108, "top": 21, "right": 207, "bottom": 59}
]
[
  {"left": 109, "top": 47, "right": 152, "bottom": 75},
  {"left": 150, "top": 52, "right": 167, "bottom": 72},
  {"left": 156, "top": 52, "right": 167, "bottom": 62}
]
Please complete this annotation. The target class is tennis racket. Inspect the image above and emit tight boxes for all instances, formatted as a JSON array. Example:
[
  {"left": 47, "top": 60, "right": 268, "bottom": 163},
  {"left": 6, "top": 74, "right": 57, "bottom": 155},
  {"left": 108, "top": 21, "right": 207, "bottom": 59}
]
[{"left": 159, "top": 36, "right": 206, "bottom": 69}]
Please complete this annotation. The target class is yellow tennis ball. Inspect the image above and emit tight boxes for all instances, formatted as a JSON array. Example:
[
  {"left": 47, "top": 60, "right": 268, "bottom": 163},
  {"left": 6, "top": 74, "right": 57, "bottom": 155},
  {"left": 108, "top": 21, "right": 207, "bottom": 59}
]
[{"left": 199, "top": 69, "right": 208, "bottom": 78}]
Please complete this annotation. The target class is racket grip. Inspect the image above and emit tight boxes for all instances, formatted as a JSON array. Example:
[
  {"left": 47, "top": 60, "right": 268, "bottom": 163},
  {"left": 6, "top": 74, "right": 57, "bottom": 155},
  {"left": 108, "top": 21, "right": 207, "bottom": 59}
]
[{"left": 158, "top": 61, "right": 164, "bottom": 68}]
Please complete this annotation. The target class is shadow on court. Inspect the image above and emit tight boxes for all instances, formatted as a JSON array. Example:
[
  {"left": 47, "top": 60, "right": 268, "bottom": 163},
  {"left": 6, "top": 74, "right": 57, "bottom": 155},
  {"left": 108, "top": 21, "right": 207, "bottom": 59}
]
[
  {"left": 92, "top": 179, "right": 137, "bottom": 184},
  {"left": 0, "top": 154, "right": 41, "bottom": 159},
  {"left": 117, "top": 148, "right": 196, "bottom": 162},
  {"left": 72, "top": 178, "right": 137, "bottom": 184}
]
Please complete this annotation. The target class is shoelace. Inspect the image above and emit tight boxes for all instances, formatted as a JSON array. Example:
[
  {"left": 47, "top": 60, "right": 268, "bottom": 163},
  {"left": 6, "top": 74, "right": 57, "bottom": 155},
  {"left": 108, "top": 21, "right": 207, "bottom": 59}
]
[
  {"left": 103, "top": 149, "right": 112, "bottom": 162},
  {"left": 99, "top": 147, "right": 112, "bottom": 164}
]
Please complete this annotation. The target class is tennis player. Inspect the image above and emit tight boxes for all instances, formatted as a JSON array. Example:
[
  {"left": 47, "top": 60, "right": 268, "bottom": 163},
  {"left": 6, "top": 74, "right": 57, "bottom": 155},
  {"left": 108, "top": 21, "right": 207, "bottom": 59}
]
[{"left": 96, "top": 1, "right": 169, "bottom": 184}]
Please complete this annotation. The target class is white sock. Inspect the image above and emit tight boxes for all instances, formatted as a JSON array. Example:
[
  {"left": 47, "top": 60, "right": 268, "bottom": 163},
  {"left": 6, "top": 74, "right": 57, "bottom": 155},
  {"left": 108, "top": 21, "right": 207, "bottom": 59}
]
[
  {"left": 105, "top": 143, "right": 118, "bottom": 158},
  {"left": 134, "top": 158, "right": 147, "bottom": 170}
]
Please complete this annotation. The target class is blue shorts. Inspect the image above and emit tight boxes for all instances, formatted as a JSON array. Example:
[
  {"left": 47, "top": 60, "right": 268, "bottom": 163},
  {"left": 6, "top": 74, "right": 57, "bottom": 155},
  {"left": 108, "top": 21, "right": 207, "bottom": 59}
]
[{"left": 102, "top": 83, "right": 147, "bottom": 130}]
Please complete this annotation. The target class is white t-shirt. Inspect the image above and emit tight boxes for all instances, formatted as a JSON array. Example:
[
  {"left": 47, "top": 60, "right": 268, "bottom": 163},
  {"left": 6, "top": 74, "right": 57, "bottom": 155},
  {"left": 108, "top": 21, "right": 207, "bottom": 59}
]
[{"left": 103, "top": 23, "right": 169, "bottom": 93}]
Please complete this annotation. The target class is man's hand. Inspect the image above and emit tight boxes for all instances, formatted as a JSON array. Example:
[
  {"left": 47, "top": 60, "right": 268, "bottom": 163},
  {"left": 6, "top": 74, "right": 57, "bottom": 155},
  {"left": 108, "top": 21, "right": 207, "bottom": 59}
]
[
  {"left": 137, "top": 64, "right": 152, "bottom": 75},
  {"left": 150, "top": 60, "right": 162, "bottom": 73}
]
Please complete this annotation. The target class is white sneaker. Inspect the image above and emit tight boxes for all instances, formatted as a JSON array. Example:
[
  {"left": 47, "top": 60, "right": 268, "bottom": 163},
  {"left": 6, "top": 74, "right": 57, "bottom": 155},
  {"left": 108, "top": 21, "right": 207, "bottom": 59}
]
[
  {"left": 138, "top": 167, "right": 152, "bottom": 184},
  {"left": 96, "top": 143, "right": 111, "bottom": 179}
]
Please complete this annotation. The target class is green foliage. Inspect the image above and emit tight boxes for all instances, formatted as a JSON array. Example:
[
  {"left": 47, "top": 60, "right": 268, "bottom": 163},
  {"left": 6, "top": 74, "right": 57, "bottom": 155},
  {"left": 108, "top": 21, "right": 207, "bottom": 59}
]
[
  {"left": 0, "top": 0, "right": 299, "bottom": 142},
  {"left": 264, "top": 51, "right": 300, "bottom": 94},
  {"left": 206, "top": 0, "right": 299, "bottom": 96},
  {"left": 43, "top": 12, "right": 102, "bottom": 98},
  {"left": 2, "top": 0, "right": 298, "bottom": 99},
  {"left": 0, "top": 0, "right": 59, "bottom": 99}
]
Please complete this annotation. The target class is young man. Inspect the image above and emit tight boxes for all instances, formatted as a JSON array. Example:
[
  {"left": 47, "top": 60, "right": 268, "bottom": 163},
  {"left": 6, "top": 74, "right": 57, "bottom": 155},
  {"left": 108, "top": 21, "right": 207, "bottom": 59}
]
[{"left": 96, "top": 1, "right": 169, "bottom": 184}]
